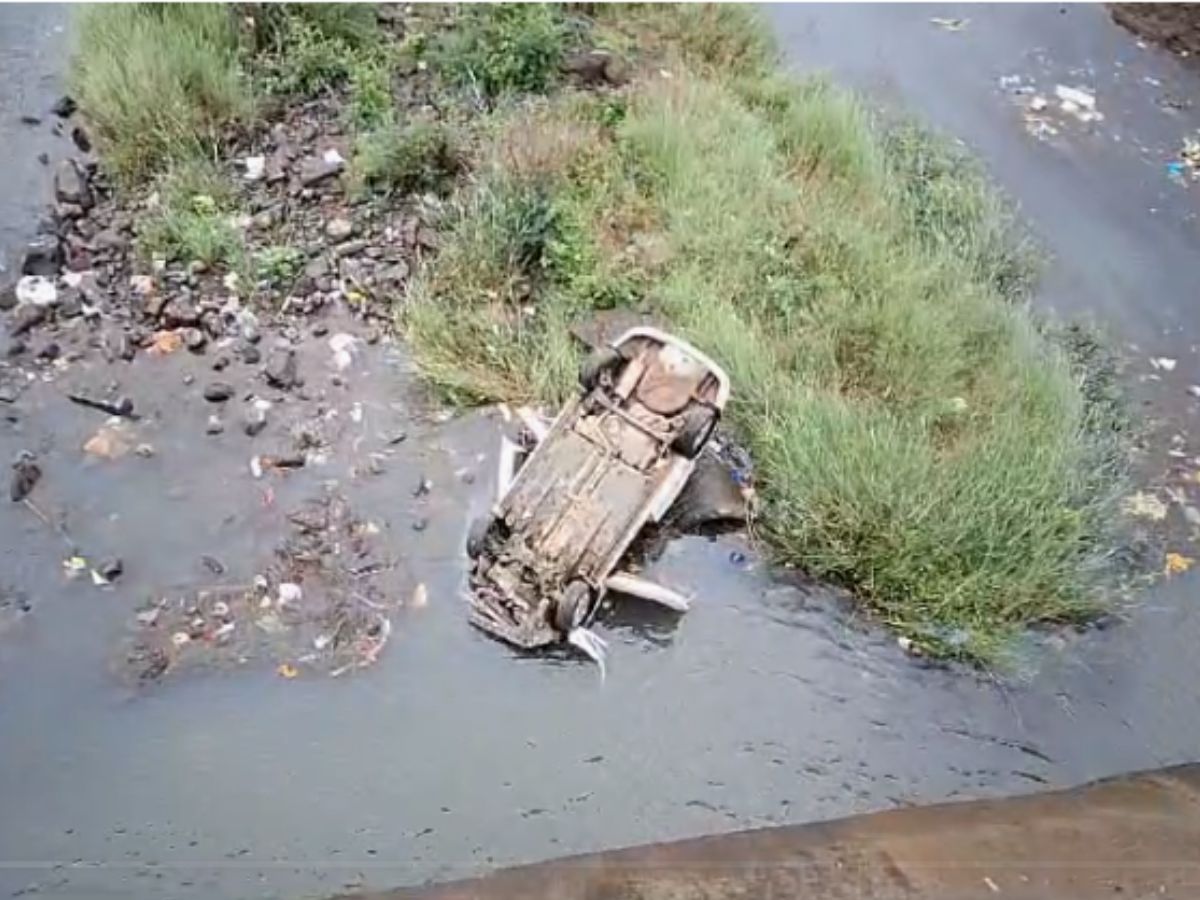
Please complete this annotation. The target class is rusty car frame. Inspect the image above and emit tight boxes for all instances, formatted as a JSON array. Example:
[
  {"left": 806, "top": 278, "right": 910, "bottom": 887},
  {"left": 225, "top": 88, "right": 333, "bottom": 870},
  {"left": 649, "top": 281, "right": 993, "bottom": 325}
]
[{"left": 464, "top": 326, "right": 731, "bottom": 660}]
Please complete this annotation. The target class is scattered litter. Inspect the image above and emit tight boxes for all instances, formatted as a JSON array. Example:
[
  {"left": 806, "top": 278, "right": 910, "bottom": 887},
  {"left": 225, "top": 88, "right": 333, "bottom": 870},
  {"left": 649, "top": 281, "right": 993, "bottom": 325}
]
[
  {"left": 328, "top": 332, "right": 359, "bottom": 370},
  {"left": 1122, "top": 491, "right": 1169, "bottom": 521},
  {"left": 243, "top": 155, "right": 265, "bottom": 181},
  {"left": 1167, "top": 161, "right": 1187, "bottom": 179},
  {"left": 135, "top": 607, "right": 160, "bottom": 626},
  {"left": 171, "top": 632, "right": 191, "bottom": 647},
  {"left": 322, "top": 148, "right": 345, "bottom": 166},
  {"left": 277, "top": 662, "right": 299, "bottom": 679},
  {"left": 67, "top": 391, "right": 136, "bottom": 419},
  {"left": 147, "top": 330, "right": 183, "bottom": 356},
  {"left": 90, "top": 569, "right": 110, "bottom": 586},
  {"left": 63, "top": 556, "right": 88, "bottom": 577},
  {"left": 1053, "top": 84, "right": 1102, "bottom": 123},
  {"left": 411, "top": 583, "right": 428, "bottom": 609},
  {"left": 350, "top": 403, "right": 364, "bottom": 424},
  {"left": 930, "top": 16, "right": 968, "bottom": 31},
  {"left": 96, "top": 557, "right": 123, "bottom": 581},
  {"left": 1164, "top": 552, "right": 1194, "bottom": 577},
  {"left": 1028, "top": 95, "right": 1048, "bottom": 112},
  {"left": 83, "top": 425, "right": 133, "bottom": 460},
  {"left": 567, "top": 628, "right": 608, "bottom": 679},
  {"left": 1150, "top": 356, "right": 1177, "bottom": 372},
  {"left": 277, "top": 582, "right": 302, "bottom": 606},
  {"left": 135, "top": 443, "right": 156, "bottom": 458},
  {"left": 213, "top": 621, "right": 236, "bottom": 641},
  {"left": 983, "top": 876, "right": 1001, "bottom": 894},
  {"left": 15, "top": 275, "right": 57, "bottom": 307},
  {"left": 313, "top": 634, "right": 332, "bottom": 651}
]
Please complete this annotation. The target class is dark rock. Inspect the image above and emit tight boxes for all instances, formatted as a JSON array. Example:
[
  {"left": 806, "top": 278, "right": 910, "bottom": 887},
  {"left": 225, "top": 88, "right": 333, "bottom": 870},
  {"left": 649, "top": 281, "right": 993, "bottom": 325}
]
[
  {"left": 6, "top": 339, "right": 27, "bottom": 358},
  {"left": 311, "top": 322, "right": 329, "bottom": 338},
  {"left": 562, "top": 49, "right": 629, "bottom": 86},
  {"left": 97, "top": 557, "right": 123, "bottom": 581},
  {"left": 21, "top": 235, "right": 62, "bottom": 277},
  {"left": 10, "top": 453, "right": 41, "bottom": 502},
  {"left": 211, "top": 355, "right": 229, "bottom": 371},
  {"left": 71, "top": 125, "right": 92, "bottom": 154},
  {"left": 203, "top": 382, "right": 235, "bottom": 403},
  {"left": 112, "top": 330, "right": 136, "bottom": 361},
  {"left": 0, "top": 282, "right": 17, "bottom": 311},
  {"left": 413, "top": 475, "right": 433, "bottom": 498},
  {"left": 411, "top": 517, "right": 428, "bottom": 532},
  {"left": 297, "top": 155, "right": 344, "bottom": 187},
  {"left": 50, "top": 95, "right": 76, "bottom": 118},
  {"left": 56, "top": 201, "right": 84, "bottom": 221},
  {"left": 200, "top": 310, "right": 223, "bottom": 339},
  {"left": 200, "top": 555, "right": 225, "bottom": 575},
  {"left": 183, "top": 328, "right": 207, "bottom": 352},
  {"left": 388, "top": 430, "right": 407, "bottom": 445},
  {"left": 9, "top": 304, "right": 47, "bottom": 337},
  {"left": 20, "top": 114, "right": 42, "bottom": 126},
  {"left": 67, "top": 392, "right": 135, "bottom": 418},
  {"left": 37, "top": 152, "right": 48, "bottom": 166},
  {"left": 161, "top": 298, "right": 199, "bottom": 328},
  {"left": 36, "top": 342, "right": 60, "bottom": 361},
  {"left": 365, "top": 326, "right": 382, "bottom": 345},
  {"left": 264, "top": 348, "right": 298, "bottom": 389},
  {"left": 54, "top": 160, "right": 92, "bottom": 209},
  {"left": 240, "top": 344, "right": 262, "bottom": 365}
]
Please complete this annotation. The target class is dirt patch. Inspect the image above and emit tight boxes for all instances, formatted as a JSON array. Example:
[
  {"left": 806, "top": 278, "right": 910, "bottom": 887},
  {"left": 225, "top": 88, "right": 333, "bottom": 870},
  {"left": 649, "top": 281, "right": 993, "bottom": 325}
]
[{"left": 1111, "top": 4, "right": 1200, "bottom": 63}]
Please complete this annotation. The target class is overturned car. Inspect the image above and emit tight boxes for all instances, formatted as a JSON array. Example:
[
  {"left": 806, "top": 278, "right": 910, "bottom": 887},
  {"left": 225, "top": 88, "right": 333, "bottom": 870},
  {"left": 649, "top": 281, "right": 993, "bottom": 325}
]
[{"left": 465, "top": 327, "right": 731, "bottom": 660}]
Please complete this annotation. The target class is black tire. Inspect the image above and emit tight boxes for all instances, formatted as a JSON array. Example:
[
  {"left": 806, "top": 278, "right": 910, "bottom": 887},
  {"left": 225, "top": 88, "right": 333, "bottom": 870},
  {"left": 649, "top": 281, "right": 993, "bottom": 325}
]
[
  {"left": 465, "top": 515, "right": 492, "bottom": 559},
  {"left": 671, "top": 407, "right": 718, "bottom": 459},
  {"left": 554, "top": 580, "right": 592, "bottom": 633},
  {"left": 579, "top": 347, "right": 623, "bottom": 392}
]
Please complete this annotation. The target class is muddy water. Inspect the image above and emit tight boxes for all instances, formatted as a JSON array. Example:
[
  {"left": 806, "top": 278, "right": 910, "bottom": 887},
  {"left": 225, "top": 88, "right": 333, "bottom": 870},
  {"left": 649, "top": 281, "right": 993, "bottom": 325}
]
[{"left": 3, "top": 6, "right": 1200, "bottom": 900}]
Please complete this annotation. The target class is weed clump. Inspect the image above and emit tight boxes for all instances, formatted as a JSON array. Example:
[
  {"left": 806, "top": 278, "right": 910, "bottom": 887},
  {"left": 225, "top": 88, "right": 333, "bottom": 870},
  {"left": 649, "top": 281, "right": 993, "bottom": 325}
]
[
  {"left": 350, "top": 120, "right": 464, "bottom": 196},
  {"left": 434, "top": 5, "right": 572, "bottom": 98},
  {"left": 138, "top": 162, "right": 243, "bottom": 269}
]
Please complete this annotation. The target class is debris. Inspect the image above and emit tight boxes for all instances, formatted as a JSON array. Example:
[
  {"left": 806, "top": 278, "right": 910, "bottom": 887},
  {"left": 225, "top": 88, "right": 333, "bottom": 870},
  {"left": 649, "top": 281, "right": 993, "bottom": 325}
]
[
  {"left": 1123, "top": 491, "right": 1169, "bottom": 521},
  {"left": 328, "top": 332, "right": 359, "bottom": 370},
  {"left": 15, "top": 275, "right": 57, "bottom": 307},
  {"left": 930, "top": 16, "right": 968, "bottom": 31},
  {"left": 413, "top": 476, "right": 433, "bottom": 497},
  {"left": 277, "top": 663, "right": 299, "bottom": 678},
  {"left": 10, "top": 453, "right": 41, "bottom": 501},
  {"left": 1054, "top": 84, "right": 1102, "bottom": 122},
  {"left": 1165, "top": 552, "right": 1194, "bottom": 577},
  {"left": 50, "top": 94, "right": 77, "bottom": 118},
  {"left": 243, "top": 155, "right": 265, "bottom": 181},
  {"left": 203, "top": 382, "right": 235, "bottom": 403},
  {"left": 8, "top": 302, "right": 48, "bottom": 337},
  {"left": 201, "top": 555, "right": 226, "bottom": 575},
  {"left": 135, "top": 607, "right": 160, "bottom": 626},
  {"left": 21, "top": 235, "right": 63, "bottom": 277},
  {"left": 411, "top": 583, "right": 428, "bottom": 609},
  {"left": 1150, "top": 356, "right": 1177, "bottom": 371},
  {"left": 54, "top": 159, "right": 92, "bottom": 209},
  {"left": 63, "top": 556, "right": 88, "bottom": 577},
  {"left": 172, "top": 632, "right": 191, "bottom": 648},
  {"left": 135, "top": 443, "right": 156, "bottom": 458},
  {"left": 68, "top": 392, "right": 136, "bottom": 418},
  {"left": 83, "top": 425, "right": 133, "bottom": 460},
  {"left": 278, "top": 582, "right": 302, "bottom": 606},
  {"left": 1028, "top": 95, "right": 1048, "bottom": 112},
  {"left": 206, "top": 414, "right": 224, "bottom": 435}
]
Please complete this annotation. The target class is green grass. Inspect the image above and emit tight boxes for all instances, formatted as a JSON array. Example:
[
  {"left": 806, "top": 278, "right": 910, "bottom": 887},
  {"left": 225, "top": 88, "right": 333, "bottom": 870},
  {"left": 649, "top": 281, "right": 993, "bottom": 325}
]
[
  {"left": 405, "top": 13, "right": 1126, "bottom": 662},
  {"left": 70, "top": 5, "right": 252, "bottom": 180},
  {"left": 137, "top": 161, "right": 243, "bottom": 269},
  {"left": 433, "top": 4, "right": 573, "bottom": 99},
  {"left": 349, "top": 119, "right": 464, "bottom": 196}
]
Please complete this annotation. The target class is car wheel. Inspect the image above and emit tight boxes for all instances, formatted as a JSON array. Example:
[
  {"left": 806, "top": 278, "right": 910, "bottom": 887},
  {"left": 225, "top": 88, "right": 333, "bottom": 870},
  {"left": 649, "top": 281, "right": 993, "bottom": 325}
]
[
  {"left": 671, "top": 407, "right": 718, "bottom": 459},
  {"left": 579, "top": 347, "right": 623, "bottom": 392},
  {"left": 465, "top": 515, "right": 491, "bottom": 559},
  {"left": 554, "top": 580, "right": 592, "bottom": 633}
]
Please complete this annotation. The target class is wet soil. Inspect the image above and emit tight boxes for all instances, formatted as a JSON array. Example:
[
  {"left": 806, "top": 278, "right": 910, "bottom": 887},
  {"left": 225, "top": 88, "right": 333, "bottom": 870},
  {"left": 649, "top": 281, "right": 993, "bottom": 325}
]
[
  {"left": 3, "top": 6, "right": 1200, "bottom": 900},
  {"left": 1111, "top": 4, "right": 1200, "bottom": 65}
]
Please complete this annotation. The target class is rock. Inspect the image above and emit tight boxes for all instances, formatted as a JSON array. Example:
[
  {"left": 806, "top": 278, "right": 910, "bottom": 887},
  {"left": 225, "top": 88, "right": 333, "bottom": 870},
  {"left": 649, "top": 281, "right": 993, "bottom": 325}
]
[
  {"left": 9, "top": 304, "right": 47, "bottom": 337},
  {"left": 90, "top": 228, "right": 125, "bottom": 253},
  {"left": 50, "top": 95, "right": 76, "bottom": 118},
  {"left": 20, "top": 113, "right": 42, "bottom": 126},
  {"left": 112, "top": 330, "right": 136, "bottom": 361},
  {"left": 211, "top": 355, "right": 229, "bottom": 371},
  {"left": 298, "top": 155, "right": 344, "bottom": 187},
  {"left": 335, "top": 239, "right": 368, "bottom": 258},
  {"left": 183, "top": 327, "right": 207, "bottom": 352},
  {"left": 161, "top": 298, "right": 199, "bottom": 328},
  {"left": 142, "top": 292, "right": 167, "bottom": 320},
  {"left": 15, "top": 275, "right": 57, "bottom": 307},
  {"left": 37, "top": 152, "right": 48, "bottom": 165},
  {"left": 243, "top": 406, "right": 268, "bottom": 436},
  {"left": 206, "top": 415, "right": 224, "bottom": 435},
  {"left": 562, "top": 49, "right": 629, "bottom": 86},
  {"left": 0, "top": 283, "right": 16, "bottom": 311},
  {"left": 325, "top": 217, "right": 354, "bottom": 240},
  {"left": 311, "top": 322, "right": 329, "bottom": 338},
  {"left": 6, "top": 339, "right": 27, "bottom": 358},
  {"left": 264, "top": 348, "right": 298, "bottom": 389},
  {"left": 411, "top": 517, "right": 428, "bottom": 532},
  {"left": 56, "top": 201, "right": 84, "bottom": 221},
  {"left": 10, "top": 453, "right": 41, "bottom": 501},
  {"left": 203, "top": 382, "right": 235, "bottom": 403},
  {"left": 304, "top": 256, "right": 330, "bottom": 280},
  {"left": 71, "top": 125, "right": 92, "bottom": 154},
  {"left": 130, "top": 272, "right": 156, "bottom": 294},
  {"left": 36, "top": 342, "right": 60, "bottom": 361},
  {"left": 97, "top": 557, "right": 123, "bottom": 581},
  {"left": 378, "top": 261, "right": 410, "bottom": 285},
  {"left": 200, "top": 310, "right": 223, "bottom": 339},
  {"left": 21, "top": 235, "right": 62, "bottom": 277},
  {"left": 240, "top": 344, "right": 262, "bottom": 365},
  {"left": 54, "top": 160, "right": 92, "bottom": 209},
  {"left": 57, "top": 291, "right": 82, "bottom": 319}
]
